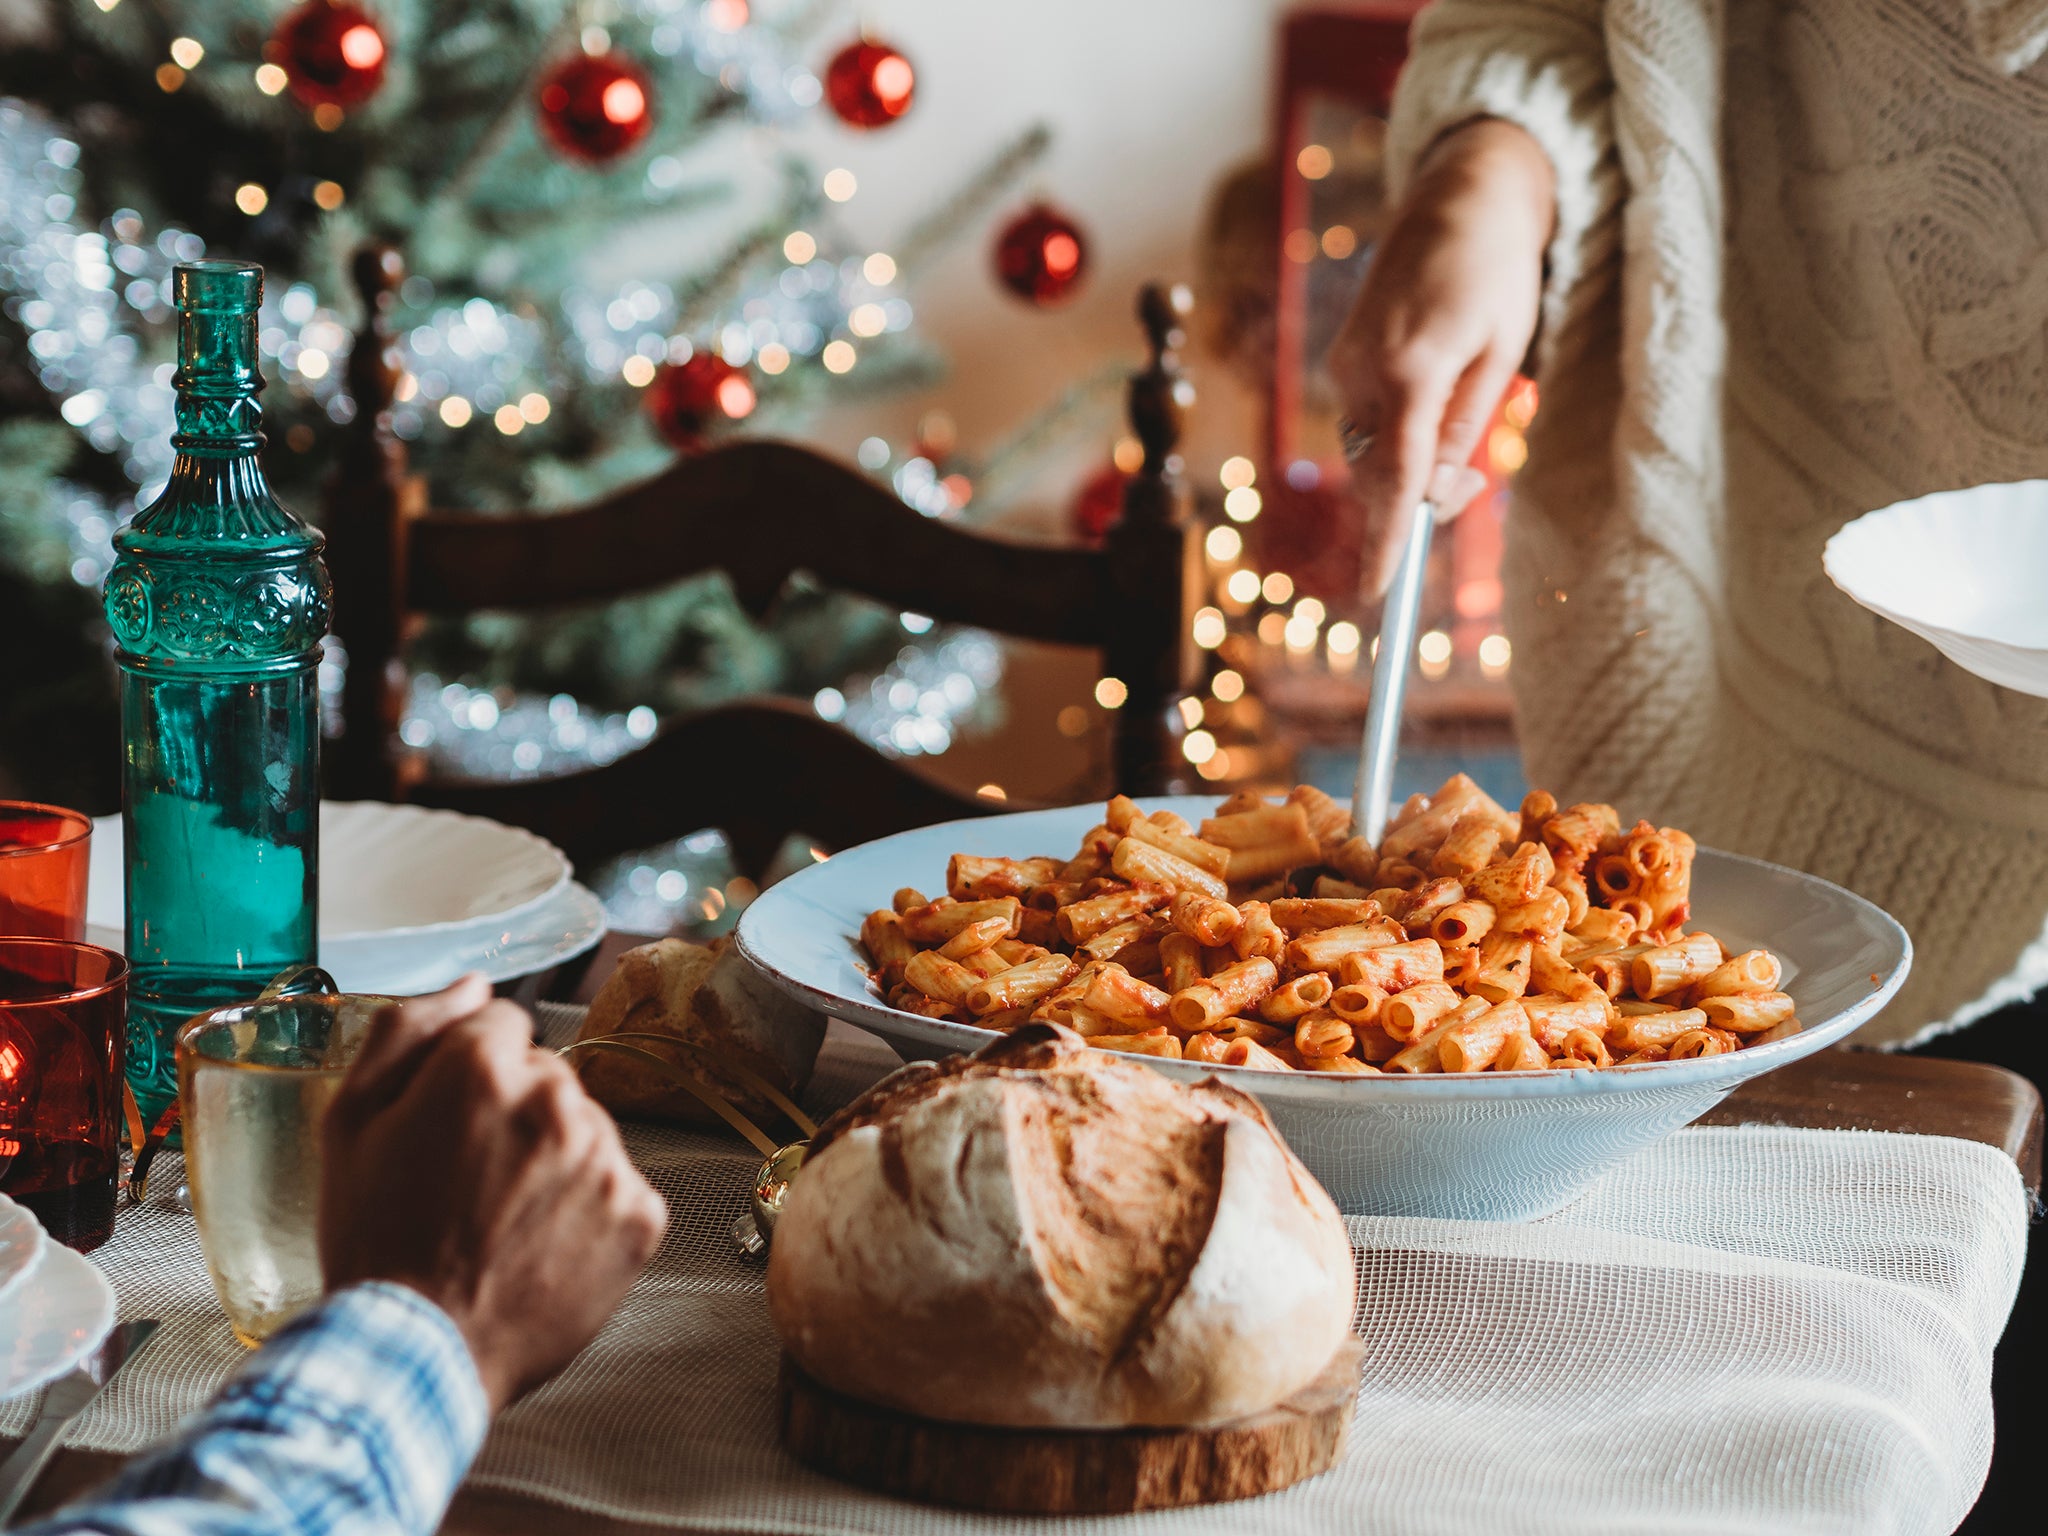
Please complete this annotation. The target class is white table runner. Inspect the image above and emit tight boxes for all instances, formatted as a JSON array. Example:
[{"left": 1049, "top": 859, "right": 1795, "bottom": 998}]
[{"left": 4, "top": 1005, "right": 2029, "bottom": 1535}]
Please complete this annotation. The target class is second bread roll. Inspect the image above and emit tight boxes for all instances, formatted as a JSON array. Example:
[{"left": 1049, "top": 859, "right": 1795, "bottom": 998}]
[{"left": 575, "top": 937, "right": 824, "bottom": 1126}]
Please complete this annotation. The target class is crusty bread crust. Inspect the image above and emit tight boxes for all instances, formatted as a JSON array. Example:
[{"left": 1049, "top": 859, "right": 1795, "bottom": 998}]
[{"left": 766, "top": 1025, "right": 1355, "bottom": 1428}]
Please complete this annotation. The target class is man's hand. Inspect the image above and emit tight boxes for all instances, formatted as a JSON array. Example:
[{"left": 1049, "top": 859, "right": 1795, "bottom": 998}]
[
  {"left": 319, "top": 974, "right": 667, "bottom": 1412},
  {"left": 1327, "top": 117, "right": 1554, "bottom": 594}
]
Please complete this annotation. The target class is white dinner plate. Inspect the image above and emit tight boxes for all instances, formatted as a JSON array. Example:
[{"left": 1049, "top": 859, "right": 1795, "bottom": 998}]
[
  {"left": 315, "top": 878, "right": 609, "bottom": 996},
  {"left": 88, "top": 876, "right": 605, "bottom": 996},
  {"left": 0, "top": 1234, "right": 115, "bottom": 1403},
  {"left": 0, "top": 1197, "right": 47, "bottom": 1316},
  {"left": 736, "top": 798, "right": 1912, "bottom": 1219},
  {"left": 85, "top": 804, "right": 601, "bottom": 994},
  {"left": 87, "top": 801, "right": 570, "bottom": 944},
  {"left": 1824, "top": 480, "right": 2048, "bottom": 697}
]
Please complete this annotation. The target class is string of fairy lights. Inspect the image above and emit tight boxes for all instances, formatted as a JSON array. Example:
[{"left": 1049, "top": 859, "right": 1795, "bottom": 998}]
[
  {"left": 1202, "top": 451, "right": 1517, "bottom": 677},
  {"left": 1051, "top": 402, "right": 1532, "bottom": 790}
]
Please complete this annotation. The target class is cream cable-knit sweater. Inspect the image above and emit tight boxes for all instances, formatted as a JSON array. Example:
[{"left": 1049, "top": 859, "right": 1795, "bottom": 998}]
[{"left": 1389, "top": 0, "right": 2048, "bottom": 1045}]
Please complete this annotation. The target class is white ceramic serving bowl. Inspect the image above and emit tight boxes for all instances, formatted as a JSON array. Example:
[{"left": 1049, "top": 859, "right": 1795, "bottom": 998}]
[
  {"left": 86, "top": 802, "right": 602, "bottom": 994},
  {"left": 737, "top": 799, "right": 1912, "bottom": 1220},
  {"left": 1824, "top": 480, "right": 2048, "bottom": 697}
]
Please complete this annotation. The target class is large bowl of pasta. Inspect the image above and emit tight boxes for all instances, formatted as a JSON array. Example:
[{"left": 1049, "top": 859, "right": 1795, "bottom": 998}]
[{"left": 736, "top": 780, "right": 1911, "bottom": 1219}]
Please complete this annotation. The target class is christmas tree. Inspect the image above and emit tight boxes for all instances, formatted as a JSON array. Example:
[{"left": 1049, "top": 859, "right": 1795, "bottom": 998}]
[{"left": 0, "top": 0, "right": 1094, "bottom": 826}]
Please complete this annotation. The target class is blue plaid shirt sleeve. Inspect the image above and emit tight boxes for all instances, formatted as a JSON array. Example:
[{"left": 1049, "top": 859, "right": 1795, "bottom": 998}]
[{"left": 18, "top": 1282, "right": 490, "bottom": 1536}]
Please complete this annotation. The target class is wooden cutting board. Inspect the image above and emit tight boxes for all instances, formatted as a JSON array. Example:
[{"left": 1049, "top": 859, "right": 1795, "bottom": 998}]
[{"left": 777, "top": 1339, "right": 1364, "bottom": 1514}]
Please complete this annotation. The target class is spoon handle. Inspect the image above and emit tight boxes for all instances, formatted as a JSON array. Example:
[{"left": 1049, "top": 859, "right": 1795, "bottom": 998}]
[{"left": 1352, "top": 498, "right": 1437, "bottom": 846}]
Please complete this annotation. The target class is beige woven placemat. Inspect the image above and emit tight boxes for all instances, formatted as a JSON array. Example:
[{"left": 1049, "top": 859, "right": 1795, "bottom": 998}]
[{"left": 4, "top": 1006, "right": 2030, "bottom": 1535}]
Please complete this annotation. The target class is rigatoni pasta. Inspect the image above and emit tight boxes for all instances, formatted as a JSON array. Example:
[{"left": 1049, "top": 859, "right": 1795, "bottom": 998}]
[{"left": 858, "top": 777, "right": 1797, "bottom": 1076}]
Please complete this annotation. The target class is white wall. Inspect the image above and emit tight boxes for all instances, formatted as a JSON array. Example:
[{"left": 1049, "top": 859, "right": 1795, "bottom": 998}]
[{"left": 784, "top": 0, "right": 1301, "bottom": 513}]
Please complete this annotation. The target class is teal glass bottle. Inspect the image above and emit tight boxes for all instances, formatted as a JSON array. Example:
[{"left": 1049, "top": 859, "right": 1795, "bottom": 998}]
[{"left": 101, "top": 261, "right": 330, "bottom": 1125}]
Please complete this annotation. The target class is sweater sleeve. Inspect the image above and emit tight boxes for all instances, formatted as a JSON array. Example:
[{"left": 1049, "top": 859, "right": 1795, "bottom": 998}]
[{"left": 1385, "top": 0, "right": 1621, "bottom": 377}]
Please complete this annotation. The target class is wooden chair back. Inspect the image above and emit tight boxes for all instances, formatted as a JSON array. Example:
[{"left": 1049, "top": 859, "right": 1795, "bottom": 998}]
[{"left": 323, "top": 246, "right": 1198, "bottom": 874}]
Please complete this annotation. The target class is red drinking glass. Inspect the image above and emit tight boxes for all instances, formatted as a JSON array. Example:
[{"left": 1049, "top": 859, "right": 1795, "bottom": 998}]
[
  {"left": 0, "top": 939, "right": 128, "bottom": 1251},
  {"left": 0, "top": 802, "right": 92, "bottom": 942}
]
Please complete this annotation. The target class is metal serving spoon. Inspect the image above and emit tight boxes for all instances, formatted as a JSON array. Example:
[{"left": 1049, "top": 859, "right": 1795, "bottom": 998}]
[{"left": 1351, "top": 496, "right": 1436, "bottom": 846}]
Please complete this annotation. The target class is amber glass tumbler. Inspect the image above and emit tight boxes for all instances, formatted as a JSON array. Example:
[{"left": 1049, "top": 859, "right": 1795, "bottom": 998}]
[
  {"left": 179, "top": 989, "right": 386, "bottom": 1344},
  {"left": 0, "top": 803, "right": 91, "bottom": 942},
  {"left": 0, "top": 938, "right": 127, "bottom": 1250}
]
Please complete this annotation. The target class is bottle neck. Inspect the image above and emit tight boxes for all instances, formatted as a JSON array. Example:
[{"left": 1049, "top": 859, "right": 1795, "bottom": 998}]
[
  {"left": 172, "top": 300, "right": 265, "bottom": 458},
  {"left": 123, "top": 286, "right": 316, "bottom": 549}
]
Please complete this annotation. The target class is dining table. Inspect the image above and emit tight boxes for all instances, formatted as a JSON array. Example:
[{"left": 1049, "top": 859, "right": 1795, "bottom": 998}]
[{"left": 5, "top": 928, "right": 2040, "bottom": 1536}]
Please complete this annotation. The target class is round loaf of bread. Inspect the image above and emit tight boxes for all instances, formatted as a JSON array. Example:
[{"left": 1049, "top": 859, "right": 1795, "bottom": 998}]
[{"left": 765, "top": 1024, "right": 1355, "bottom": 1429}]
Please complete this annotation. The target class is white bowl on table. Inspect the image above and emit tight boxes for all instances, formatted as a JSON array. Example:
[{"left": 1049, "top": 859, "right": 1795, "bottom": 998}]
[
  {"left": 87, "top": 801, "right": 605, "bottom": 996},
  {"left": 736, "top": 798, "right": 1911, "bottom": 1220},
  {"left": 1825, "top": 480, "right": 2048, "bottom": 697}
]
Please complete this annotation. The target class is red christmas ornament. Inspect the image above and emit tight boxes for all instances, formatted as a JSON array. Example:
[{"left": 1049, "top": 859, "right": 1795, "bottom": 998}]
[
  {"left": 273, "top": 1, "right": 388, "bottom": 110},
  {"left": 644, "top": 354, "right": 755, "bottom": 451},
  {"left": 824, "top": 39, "right": 916, "bottom": 128},
  {"left": 1069, "top": 463, "right": 1129, "bottom": 544},
  {"left": 537, "top": 51, "right": 655, "bottom": 164},
  {"left": 994, "top": 203, "right": 1088, "bottom": 306}
]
